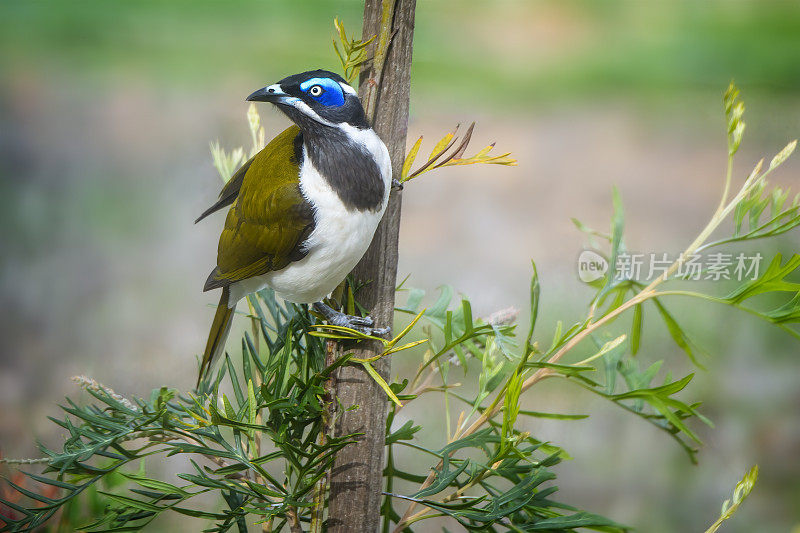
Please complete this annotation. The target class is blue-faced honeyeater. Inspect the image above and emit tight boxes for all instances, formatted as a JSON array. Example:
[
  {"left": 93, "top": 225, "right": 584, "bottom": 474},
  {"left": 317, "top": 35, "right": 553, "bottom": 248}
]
[{"left": 195, "top": 70, "right": 392, "bottom": 384}]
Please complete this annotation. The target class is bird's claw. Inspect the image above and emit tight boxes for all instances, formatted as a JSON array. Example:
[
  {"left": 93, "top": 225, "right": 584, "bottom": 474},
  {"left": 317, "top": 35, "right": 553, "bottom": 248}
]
[
  {"left": 330, "top": 314, "right": 390, "bottom": 336},
  {"left": 314, "top": 302, "right": 391, "bottom": 337},
  {"left": 345, "top": 315, "right": 374, "bottom": 327},
  {"left": 370, "top": 325, "right": 392, "bottom": 336}
]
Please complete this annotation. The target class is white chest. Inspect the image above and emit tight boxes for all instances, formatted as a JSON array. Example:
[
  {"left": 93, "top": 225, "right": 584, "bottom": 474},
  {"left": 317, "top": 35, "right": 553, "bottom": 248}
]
[{"left": 229, "top": 127, "right": 391, "bottom": 305}]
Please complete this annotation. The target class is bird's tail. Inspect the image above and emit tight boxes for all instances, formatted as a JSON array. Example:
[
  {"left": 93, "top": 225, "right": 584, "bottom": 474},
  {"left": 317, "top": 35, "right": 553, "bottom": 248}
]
[{"left": 197, "top": 287, "right": 235, "bottom": 387}]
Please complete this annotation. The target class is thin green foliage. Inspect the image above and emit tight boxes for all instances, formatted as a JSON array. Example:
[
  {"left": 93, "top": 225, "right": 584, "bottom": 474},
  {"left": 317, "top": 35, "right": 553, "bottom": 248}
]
[
  {"left": 704, "top": 465, "right": 759, "bottom": 533},
  {"left": 2, "top": 83, "right": 794, "bottom": 533},
  {"left": 0, "top": 293, "right": 353, "bottom": 532},
  {"left": 332, "top": 18, "right": 375, "bottom": 84},
  {"left": 401, "top": 123, "right": 517, "bottom": 183},
  {"left": 383, "top": 82, "right": 795, "bottom": 531}
]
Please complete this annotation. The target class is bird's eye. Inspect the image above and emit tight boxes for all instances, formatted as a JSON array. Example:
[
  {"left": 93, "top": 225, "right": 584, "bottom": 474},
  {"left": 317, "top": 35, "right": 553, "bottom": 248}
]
[{"left": 309, "top": 85, "right": 324, "bottom": 97}]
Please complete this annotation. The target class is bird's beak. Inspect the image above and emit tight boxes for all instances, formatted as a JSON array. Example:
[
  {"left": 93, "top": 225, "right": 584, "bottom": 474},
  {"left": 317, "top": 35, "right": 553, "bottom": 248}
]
[{"left": 246, "top": 84, "right": 295, "bottom": 105}]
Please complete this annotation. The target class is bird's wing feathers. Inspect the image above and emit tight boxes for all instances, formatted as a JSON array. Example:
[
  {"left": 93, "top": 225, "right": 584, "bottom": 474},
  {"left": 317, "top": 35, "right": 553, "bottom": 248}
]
[
  {"left": 194, "top": 155, "right": 255, "bottom": 223},
  {"left": 204, "top": 125, "right": 314, "bottom": 291}
]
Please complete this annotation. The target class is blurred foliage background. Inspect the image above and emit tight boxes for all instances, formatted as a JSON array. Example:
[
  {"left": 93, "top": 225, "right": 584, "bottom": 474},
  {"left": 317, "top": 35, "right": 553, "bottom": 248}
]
[{"left": 0, "top": 0, "right": 798, "bottom": 531}]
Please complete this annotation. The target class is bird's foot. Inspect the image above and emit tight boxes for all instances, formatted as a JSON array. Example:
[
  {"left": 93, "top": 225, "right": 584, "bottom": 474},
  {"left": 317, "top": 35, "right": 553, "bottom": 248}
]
[
  {"left": 391, "top": 178, "right": 404, "bottom": 191},
  {"left": 313, "top": 302, "right": 391, "bottom": 336}
]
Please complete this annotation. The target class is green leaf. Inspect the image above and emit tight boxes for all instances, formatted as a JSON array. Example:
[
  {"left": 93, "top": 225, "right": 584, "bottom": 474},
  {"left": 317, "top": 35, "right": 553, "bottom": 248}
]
[
  {"left": 606, "top": 187, "right": 625, "bottom": 288},
  {"left": 769, "top": 139, "right": 796, "bottom": 170},
  {"left": 524, "top": 261, "right": 540, "bottom": 357},
  {"left": 527, "top": 511, "right": 624, "bottom": 530},
  {"left": 362, "top": 362, "right": 402, "bottom": 406},
  {"left": 517, "top": 410, "right": 589, "bottom": 420},
  {"left": 97, "top": 491, "right": 165, "bottom": 513},
  {"left": 171, "top": 507, "right": 228, "bottom": 519},
  {"left": 501, "top": 372, "right": 523, "bottom": 453},
  {"left": 653, "top": 298, "right": 703, "bottom": 368},
  {"left": 221, "top": 394, "right": 237, "bottom": 420},
  {"left": 630, "top": 303, "right": 643, "bottom": 356},
  {"left": 402, "top": 136, "right": 423, "bottom": 181},
  {"left": 247, "top": 379, "right": 257, "bottom": 428},
  {"left": 412, "top": 459, "right": 470, "bottom": 499},
  {"left": 429, "top": 130, "right": 456, "bottom": 162},
  {"left": 704, "top": 465, "right": 759, "bottom": 533},
  {"left": 120, "top": 472, "right": 190, "bottom": 497},
  {"left": 526, "top": 361, "right": 597, "bottom": 379},
  {"left": 725, "top": 253, "right": 800, "bottom": 304},
  {"left": 763, "top": 293, "right": 800, "bottom": 324},
  {"left": 386, "top": 420, "right": 421, "bottom": 445},
  {"left": 224, "top": 354, "right": 245, "bottom": 407},
  {"left": 438, "top": 428, "right": 497, "bottom": 458},
  {"left": 607, "top": 373, "right": 705, "bottom": 444},
  {"left": 429, "top": 285, "right": 454, "bottom": 324}
]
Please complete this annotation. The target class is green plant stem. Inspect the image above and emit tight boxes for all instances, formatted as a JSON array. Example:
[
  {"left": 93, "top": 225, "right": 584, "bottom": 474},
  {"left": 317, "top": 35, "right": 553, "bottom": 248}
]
[
  {"left": 310, "top": 340, "right": 340, "bottom": 532},
  {"left": 695, "top": 211, "right": 800, "bottom": 253},
  {"left": 655, "top": 290, "right": 800, "bottom": 340},
  {"left": 717, "top": 153, "right": 734, "bottom": 214},
  {"left": 287, "top": 508, "right": 303, "bottom": 533},
  {"left": 246, "top": 296, "right": 270, "bottom": 532}
]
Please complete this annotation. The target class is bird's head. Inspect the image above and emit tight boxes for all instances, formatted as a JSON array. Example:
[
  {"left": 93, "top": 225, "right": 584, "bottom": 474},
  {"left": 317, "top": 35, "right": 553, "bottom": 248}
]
[{"left": 246, "top": 70, "right": 368, "bottom": 131}]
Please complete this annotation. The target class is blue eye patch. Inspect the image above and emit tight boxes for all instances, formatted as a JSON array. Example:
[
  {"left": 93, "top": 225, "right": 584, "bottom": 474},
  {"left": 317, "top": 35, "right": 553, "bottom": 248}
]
[{"left": 300, "top": 77, "right": 345, "bottom": 107}]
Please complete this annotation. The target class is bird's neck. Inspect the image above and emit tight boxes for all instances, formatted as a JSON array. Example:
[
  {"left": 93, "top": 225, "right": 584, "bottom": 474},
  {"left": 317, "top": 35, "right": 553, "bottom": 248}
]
[{"left": 301, "top": 125, "right": 387, "bottom": 212}]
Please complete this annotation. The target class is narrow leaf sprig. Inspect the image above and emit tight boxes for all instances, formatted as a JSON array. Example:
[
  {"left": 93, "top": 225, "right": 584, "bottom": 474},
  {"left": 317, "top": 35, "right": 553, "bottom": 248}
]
[
  {"left": 389, "top": 82, "right": 798, "bottom": 531},
  {"left": 332, "top": 18, "right": 376, "bottom": 85},
  {"left": 704, "top": 466, "right": 759, "bottom": 533},
  {"left": 401, "top": 122, "right": 517, "bottom": 183}
]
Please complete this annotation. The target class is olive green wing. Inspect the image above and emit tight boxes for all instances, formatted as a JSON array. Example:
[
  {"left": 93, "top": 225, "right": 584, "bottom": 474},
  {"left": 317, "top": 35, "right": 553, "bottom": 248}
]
[{"left": 204, "top": 125, "right": 314, "bottom": 291}]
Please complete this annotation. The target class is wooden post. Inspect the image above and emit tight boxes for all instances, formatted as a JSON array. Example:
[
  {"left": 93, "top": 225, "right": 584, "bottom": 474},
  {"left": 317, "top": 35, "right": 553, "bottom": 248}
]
[{"left": 326, "top": 0, "right": 416, "bottom": 531}]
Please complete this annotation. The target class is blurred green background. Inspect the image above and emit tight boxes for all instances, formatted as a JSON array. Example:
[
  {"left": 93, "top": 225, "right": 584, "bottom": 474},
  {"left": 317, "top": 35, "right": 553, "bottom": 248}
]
[{"left": 1, "top": 0, "right": 799, "bottom": 531}]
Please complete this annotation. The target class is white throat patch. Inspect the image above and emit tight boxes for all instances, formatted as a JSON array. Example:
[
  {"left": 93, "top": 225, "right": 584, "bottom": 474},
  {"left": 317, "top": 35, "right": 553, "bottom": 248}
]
[{"left": 227, "top": 126, "right": 391, "bottom": 306}]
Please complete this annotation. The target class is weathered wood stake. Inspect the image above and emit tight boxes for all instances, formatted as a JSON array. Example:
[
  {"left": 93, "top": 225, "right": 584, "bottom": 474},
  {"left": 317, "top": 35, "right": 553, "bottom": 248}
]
[{"left": 326, "top": 0, "right": 416, "bottom": 531}]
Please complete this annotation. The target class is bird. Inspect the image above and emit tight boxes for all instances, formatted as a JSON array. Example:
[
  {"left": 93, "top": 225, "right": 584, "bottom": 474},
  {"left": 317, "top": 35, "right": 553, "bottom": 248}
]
[{"left": 195, "top": 69, "right": 392, "bottom": 385}]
